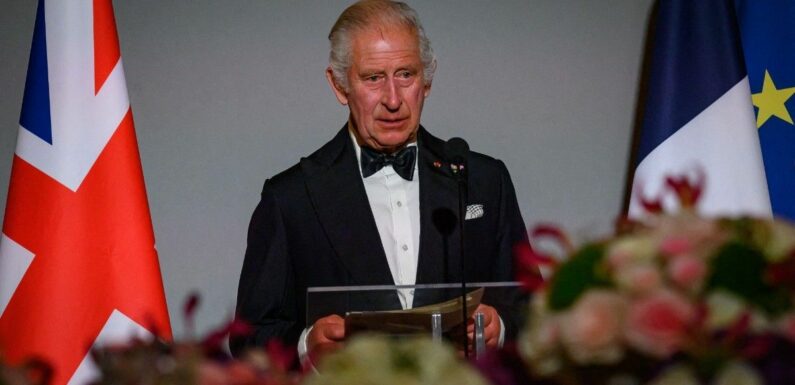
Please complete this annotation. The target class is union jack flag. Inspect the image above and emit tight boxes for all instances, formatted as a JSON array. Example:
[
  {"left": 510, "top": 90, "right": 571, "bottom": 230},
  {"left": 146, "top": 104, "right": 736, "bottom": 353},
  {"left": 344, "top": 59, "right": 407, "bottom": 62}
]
[{"left": 0, "top": 1, "right": 171, "bottom": 384}]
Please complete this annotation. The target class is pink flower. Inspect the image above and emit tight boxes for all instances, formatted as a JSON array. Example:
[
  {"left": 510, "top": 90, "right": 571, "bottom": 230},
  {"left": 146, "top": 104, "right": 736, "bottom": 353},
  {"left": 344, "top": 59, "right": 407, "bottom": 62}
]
[
  {"left": 667, "top": 255, "right": 707, "bottom": 291},
  {"left": 660, "top": 236, "right": 692, "bottom": 257},
  {"left": 521, "top": 315, "right": 563, "bottom": 374},
  {"left": 625, "top": 290, "right": 694, "bottom": 358},
  {"left": 560, "top": 290, "right": 627, "bottom": 364},
  {"left": 655, "top": 215, "right": 726, "bottom": 260},
  {"left": 535, "top": 317, "right": 561, "bottom": 349},
  {"left": 778, "top": 313, "right": 795, "bottom": 342},
  {"left": 225, "top": 361, "right": 259, "bottom": 383},
  {"left": 606, "top": 250, "right": 632, "bottom": 270},
  {"left": 198, "top": 362, "right": 228, "bottom": 385},
  {"left": 617, "top": 264, "right": 662, "bottom": 295}
]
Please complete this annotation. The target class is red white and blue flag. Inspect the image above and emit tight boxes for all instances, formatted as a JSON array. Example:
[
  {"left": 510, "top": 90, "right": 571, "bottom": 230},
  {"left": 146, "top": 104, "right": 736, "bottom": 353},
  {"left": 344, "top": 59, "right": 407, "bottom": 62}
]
[
  {"left": 0, "top": 1, "right": 171, "bottom": 384},
  {"left": 629, "top": 0, "right": 781, "bottom": 218}
]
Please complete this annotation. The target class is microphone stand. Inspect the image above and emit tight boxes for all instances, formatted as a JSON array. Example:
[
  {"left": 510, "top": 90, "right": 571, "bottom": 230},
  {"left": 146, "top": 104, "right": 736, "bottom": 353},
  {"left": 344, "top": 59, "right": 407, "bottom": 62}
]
[
  {"left": 445, "top": 137, "right": 470, "bottom": 358},
  {"left": 453, "top": 164, "right": 469, "bottom": 358}
]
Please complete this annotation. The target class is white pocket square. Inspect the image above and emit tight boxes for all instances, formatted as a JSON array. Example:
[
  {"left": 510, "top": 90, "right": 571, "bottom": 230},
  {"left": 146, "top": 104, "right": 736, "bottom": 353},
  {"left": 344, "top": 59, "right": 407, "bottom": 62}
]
[{"left": 465, "top": 204, "right": 484, "bottom": 220}]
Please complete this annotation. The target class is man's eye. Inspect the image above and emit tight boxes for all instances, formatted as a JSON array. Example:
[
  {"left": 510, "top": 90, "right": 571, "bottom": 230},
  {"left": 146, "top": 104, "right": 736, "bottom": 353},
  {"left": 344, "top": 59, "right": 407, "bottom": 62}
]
[
  {"left": 365, "top": 75, "right": 380, "bottom": 82},
  {"left": 398, "top": 71, "right": 413, "bottom": 78}
]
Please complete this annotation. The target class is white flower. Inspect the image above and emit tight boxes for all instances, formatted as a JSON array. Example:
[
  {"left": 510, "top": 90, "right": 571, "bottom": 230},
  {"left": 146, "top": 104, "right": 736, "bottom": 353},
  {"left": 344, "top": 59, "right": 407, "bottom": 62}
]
[
  {"left": 647, "top": 365, "right": 699, "bottom": 385},
  {"left": 305, "top": 335, "right": 489, "bottom": 385},
  {"left": 705, "top": 290, "right": 745, "bottom": 331},
  {"left": 763, "top": 219, "right": 795, "bottom": 262},
  {"left": 713, "top": 361, "right": 763, "bottom": 385},
  {"left": 560, "top": 290, "right": 627, "bottom": 364},
  {"left": 606, "top": 235, "right": 658, "bottom": 269},
  {"left": 519, "top": 312, "right": 563, "bottom": 376}
]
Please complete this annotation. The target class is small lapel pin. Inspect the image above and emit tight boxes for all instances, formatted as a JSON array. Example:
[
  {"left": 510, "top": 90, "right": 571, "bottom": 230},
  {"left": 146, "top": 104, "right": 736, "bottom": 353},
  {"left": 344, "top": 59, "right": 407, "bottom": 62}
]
[{"left": 433, "top": 160, "right": 442, "bottom": 168}]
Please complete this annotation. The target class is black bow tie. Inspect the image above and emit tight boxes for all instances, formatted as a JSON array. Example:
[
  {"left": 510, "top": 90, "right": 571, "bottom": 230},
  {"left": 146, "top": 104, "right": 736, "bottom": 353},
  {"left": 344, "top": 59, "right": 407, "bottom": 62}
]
[{"left": 360, "top": 145, "right": 417, "bottom": 181}]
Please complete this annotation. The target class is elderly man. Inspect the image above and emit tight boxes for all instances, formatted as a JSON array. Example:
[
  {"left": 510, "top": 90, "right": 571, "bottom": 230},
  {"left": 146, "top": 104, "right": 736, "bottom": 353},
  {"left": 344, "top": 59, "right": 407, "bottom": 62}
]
[{"left": 232, "top": 0, "right": 531, "bottom": 364}]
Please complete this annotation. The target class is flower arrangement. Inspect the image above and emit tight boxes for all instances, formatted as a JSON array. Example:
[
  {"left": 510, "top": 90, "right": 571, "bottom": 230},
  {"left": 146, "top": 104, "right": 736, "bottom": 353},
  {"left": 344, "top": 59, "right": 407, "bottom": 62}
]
[
  {"left": 8, "top": 174, "right": 795, "bottom": 385},
  {"left": 87, "top": 330, "right": 298, "bottom": 385},
  {"left": 516, "top": 175, "right": 795, "bottom": 384},
  {"left": 304, "top": 334, "right": 490, "bottom": 385},
  {"left": 86, "top": 294, "right": 299, "bottom": 385}
]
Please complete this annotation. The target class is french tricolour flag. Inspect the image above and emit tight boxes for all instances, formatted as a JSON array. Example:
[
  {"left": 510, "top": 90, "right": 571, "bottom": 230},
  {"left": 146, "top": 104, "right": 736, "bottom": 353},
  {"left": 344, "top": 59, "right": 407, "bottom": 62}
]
[
  {"left": 0, "top": 1, "right": 171, "bottom": 384},
  {"left": 629, "top": 0, "right": 778, "bottom": 218}
]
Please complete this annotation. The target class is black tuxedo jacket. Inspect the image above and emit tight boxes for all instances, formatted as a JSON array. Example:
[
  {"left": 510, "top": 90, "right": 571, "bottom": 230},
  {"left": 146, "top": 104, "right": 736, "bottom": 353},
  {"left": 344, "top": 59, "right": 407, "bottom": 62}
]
[{"left": 231, "top": 126, "right": 529, "bottom": 355}]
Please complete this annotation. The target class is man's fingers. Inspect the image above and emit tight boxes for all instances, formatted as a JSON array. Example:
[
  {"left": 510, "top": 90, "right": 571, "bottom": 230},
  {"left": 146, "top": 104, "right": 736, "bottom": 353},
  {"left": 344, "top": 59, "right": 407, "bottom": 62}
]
[
  {"left": 309, "top": 315, "right": 346, "bottom": 348},
  {"left": 466, "top": 309, "right": 494, "bottom": 333},
  {"left": 464, "top": 306, "right": 501, "bottom": 348},
  {"left": 322, "top": 323, "right": 345, "bottom": 340}
]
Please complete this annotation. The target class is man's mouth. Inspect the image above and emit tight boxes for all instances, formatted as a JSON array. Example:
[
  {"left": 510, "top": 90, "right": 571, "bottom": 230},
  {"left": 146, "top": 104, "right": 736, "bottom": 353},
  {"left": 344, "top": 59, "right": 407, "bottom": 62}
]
[{"left": 377, "top": 117, "right": 408, "bottom": 126}]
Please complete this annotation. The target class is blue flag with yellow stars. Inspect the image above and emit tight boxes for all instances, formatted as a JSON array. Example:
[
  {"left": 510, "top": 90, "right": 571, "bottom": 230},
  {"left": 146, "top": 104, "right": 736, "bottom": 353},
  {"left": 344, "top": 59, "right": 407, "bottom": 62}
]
[{"left": 737, "top": 0, "right": 795, "bottom": 220}]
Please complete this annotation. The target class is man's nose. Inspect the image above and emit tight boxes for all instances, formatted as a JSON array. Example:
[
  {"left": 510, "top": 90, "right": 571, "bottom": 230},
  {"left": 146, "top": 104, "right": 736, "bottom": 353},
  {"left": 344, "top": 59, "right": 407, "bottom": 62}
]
[{"left": 381, "top": 78, "right": 401, "bottom": 111}]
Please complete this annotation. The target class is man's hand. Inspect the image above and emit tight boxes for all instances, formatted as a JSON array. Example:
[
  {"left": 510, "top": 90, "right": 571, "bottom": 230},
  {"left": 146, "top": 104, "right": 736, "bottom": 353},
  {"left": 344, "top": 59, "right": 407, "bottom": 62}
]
[
  {"left": 306, "top": 315, "right": 345, "bottom": 364},
  {"left": 467, "top": 304, "right": 501, "bottom": 349}
]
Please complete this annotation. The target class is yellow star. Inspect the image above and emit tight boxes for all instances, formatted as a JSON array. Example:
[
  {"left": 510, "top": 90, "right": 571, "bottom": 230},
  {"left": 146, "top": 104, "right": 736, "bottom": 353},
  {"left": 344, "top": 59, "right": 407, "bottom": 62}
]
[{"left": 752, "top": 70, "right": 795, "bottom": 128}]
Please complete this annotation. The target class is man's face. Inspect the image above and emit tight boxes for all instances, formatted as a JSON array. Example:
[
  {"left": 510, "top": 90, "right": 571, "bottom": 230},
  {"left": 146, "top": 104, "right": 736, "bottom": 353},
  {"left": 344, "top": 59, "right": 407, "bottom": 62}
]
[{"left": 327, "top": 26, "right": 431, "bottom": 153}]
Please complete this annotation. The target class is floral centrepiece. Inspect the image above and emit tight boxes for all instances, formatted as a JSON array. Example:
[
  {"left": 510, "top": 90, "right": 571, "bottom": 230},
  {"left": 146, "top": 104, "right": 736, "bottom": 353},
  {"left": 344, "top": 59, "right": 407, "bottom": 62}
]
[
  {"left": 87, "top": 293, "right": 299, "bottom": 385},
  {"left": 518, "top": 183, "right": 795, "bottom": 384},
  {"left": 304, "top": 334, "right": 489, "bottom": 385}
]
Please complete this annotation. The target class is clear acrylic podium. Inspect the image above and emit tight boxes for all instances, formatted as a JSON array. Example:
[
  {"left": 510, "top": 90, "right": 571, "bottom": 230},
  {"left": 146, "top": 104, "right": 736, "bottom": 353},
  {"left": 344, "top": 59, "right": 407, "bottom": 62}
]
[{"left": 306, "top": 281, "right": 522, "bottom": 356}]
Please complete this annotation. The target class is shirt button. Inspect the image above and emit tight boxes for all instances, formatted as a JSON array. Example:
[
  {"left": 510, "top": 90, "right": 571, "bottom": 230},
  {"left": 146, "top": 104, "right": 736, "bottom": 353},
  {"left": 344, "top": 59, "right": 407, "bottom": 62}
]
[
  {"left": 402, "top": 244, "right": 409, "bottom": 251},
  {"left": 396, "top": 201, "right": 403, "bottom": 207}
]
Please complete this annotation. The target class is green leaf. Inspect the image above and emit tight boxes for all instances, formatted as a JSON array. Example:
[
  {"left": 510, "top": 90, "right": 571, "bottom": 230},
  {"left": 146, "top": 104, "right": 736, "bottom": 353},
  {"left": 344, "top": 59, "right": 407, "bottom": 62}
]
[
  {"left": 548, "top": 244, "right": 609, "bottom": 311},
  {"left": 707, "top": 241, "right": 791, "bottom": 316}
]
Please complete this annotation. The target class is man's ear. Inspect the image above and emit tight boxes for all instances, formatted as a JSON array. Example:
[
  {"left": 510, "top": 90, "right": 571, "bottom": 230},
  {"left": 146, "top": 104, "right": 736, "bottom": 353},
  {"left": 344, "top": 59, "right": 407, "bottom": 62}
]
[{"left": 325, "top": 67, "right": 349, "bottom": 105}]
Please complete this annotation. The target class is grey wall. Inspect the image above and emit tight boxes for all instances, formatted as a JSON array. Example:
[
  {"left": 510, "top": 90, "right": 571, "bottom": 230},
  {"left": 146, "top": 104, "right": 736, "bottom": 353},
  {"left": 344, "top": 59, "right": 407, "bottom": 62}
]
[{"left": 0, "top": 1, "right": 653, "bottom": 337}]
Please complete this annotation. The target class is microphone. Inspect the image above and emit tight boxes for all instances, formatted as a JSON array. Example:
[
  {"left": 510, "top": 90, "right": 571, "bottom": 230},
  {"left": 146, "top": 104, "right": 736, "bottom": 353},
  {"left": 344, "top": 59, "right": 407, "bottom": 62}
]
[
  {"left": 432, "top": 208, "right": 457, "bottom": 283},
  {"left": 431, "top": 208, "right": 457, "bottom": 236},
  {"left": 444, "top": 137, "right": 469, "bottom": 179}
]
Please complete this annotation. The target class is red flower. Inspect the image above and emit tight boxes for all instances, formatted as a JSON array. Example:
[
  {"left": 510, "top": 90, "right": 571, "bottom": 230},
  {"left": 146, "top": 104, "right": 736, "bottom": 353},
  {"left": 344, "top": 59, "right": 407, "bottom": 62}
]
[
  {"left": 665, "top": 170, "right": 705, "bottom": 209},
  {"left": 265, "top": 340, "right": 295, "bottom": 372},
  {"left": 513, "top": 243, "right": 548, "bottom": 292},
  {"left": 633, "top": 168, "right": 706, "bottom": 214}
]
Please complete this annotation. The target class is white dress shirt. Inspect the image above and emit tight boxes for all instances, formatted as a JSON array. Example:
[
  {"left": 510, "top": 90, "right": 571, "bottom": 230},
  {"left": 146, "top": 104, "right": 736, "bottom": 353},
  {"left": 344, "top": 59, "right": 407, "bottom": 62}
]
[{"left": 354, "top": 134, "right": 421, "bottom": 309}]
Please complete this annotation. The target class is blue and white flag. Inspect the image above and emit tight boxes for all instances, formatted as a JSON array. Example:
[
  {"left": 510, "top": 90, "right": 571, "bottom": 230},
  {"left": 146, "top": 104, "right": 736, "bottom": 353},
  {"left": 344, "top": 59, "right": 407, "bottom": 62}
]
[{"left": 629, "top": 0, "right": 772, "bottom": 218}]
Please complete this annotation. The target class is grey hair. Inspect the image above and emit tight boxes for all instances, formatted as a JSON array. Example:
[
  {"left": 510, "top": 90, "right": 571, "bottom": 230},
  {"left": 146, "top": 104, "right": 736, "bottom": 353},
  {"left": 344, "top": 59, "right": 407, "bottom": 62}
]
[{"left": 328, "top": 0, "right": 437, "bottom": 90}]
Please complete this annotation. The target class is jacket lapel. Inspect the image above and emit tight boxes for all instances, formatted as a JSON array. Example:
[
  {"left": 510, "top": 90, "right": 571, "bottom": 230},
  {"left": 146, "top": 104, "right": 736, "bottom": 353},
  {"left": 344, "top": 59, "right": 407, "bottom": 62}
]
[
  {"left": 415, "top": 127, "right": 464, "bottom": 285},
  {"left": 301, "top": 127, "right": 395, "bottom": 287}
]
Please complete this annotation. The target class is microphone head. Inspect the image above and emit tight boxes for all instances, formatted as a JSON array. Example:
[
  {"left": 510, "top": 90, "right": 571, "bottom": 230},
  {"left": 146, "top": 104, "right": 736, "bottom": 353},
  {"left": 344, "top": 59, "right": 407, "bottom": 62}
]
[
  {"left": 444, "top": 137, "right": 469, "bottom": 164},
  {"left": 432, "top": 208, "right": 457, "bottom": 236}
]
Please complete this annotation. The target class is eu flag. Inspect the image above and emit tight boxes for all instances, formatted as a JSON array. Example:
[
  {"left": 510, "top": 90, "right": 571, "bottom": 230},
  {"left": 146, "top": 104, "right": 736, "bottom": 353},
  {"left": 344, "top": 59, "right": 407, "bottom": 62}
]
[{"left": 737, "top": 0, "right": 795, "bottom": 221}]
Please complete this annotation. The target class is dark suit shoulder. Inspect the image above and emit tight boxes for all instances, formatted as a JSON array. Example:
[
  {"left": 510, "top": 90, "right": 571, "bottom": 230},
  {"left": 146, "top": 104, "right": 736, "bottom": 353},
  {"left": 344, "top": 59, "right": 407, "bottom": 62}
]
[
  {"left": 419, "top": 127, "right": 509, "bottom": 177},
  {"left": 466, "top": 150, "right": 512, "bottom": 186},
  {"left": 260, "top": 162, "right": 304, "bottom": 196},
  {"left": 260, "top": 124, "right": 350, "bottom": 194},
  {"left": 468, "top": 150, "right": 506, "bottom": 169}
]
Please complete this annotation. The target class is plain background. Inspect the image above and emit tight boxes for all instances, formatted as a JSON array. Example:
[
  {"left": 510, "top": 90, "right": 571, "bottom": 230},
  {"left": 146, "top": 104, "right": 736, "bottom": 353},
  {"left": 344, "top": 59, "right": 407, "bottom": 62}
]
[{"left": 0, "top": 0, "right": 654, "bottom": 338}]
